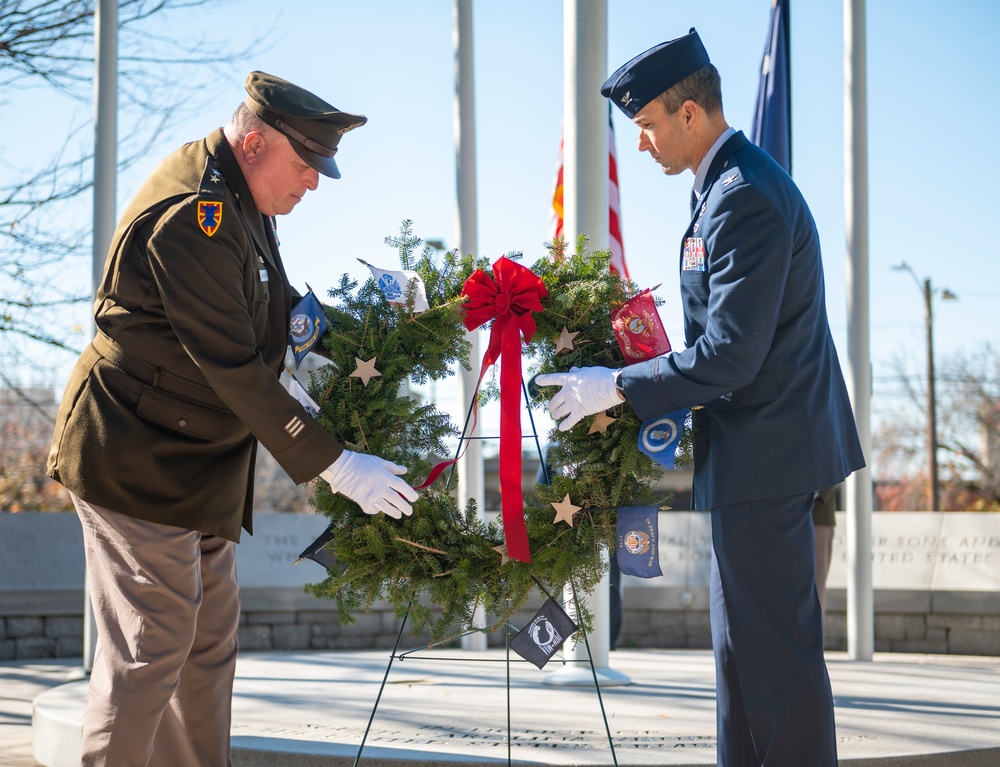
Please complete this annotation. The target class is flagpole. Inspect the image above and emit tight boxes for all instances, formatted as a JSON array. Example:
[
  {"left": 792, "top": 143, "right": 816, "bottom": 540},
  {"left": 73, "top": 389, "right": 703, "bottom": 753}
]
[
  {"left": 77, "top": 0, "right": 118, "bottom": 678},
  {"left": 453, "top": 0, "right": 487, "bottom": 653},
  {"left": 844, "top": 0, "right": 874, "bottom": 661},
  {"left": 545, "top": 0, "right": 629, "bottom": 688}
]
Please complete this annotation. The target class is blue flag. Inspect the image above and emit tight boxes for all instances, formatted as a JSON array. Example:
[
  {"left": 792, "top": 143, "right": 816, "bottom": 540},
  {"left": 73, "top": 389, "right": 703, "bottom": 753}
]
[
  {"left": 637, "top": 409, "right": 688, "bottom": 470},
  {"left": 616, "top": 506, "right": 662, "bottom": 578},
  {"left": 289, "top": 287, "right": 329, "bottom": 367},
  {"left": 750, "top": 0, "right": 791, "bottom": 174}
]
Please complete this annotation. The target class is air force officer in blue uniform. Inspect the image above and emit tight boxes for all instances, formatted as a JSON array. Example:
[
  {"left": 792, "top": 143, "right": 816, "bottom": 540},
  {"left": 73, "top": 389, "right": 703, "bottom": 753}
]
[{"left": 536, "top": 29, "right": 865, "bottom": 767}]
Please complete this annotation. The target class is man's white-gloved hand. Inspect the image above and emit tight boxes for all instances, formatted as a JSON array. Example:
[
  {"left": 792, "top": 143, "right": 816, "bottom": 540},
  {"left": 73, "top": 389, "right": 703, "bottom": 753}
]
[
  {"left": 533, "top": 366, "right": 622, "bottom": 432},
  {"left": 320, "top": 450, "right": 419, "bottom": 519}
]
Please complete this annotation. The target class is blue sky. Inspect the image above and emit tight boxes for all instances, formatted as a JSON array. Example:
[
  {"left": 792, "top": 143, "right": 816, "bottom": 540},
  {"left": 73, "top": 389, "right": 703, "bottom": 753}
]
[{"left": 7, "top": 0, "right": 1000, "bottom": 456}]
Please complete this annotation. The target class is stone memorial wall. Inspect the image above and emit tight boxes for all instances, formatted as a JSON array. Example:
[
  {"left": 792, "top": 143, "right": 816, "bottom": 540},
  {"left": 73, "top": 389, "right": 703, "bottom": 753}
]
[{"left": 2, "top": 510, "right": 998, "bottom": 659}]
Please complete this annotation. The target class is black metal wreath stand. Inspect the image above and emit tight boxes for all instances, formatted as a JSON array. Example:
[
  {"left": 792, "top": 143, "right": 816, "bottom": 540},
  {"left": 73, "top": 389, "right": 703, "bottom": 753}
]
[
  {"left": 350, "top": 376, "right": 618, "bottom": 766},
  {"left": 350, "top": 601, "right": 619, "bottom": 767}
]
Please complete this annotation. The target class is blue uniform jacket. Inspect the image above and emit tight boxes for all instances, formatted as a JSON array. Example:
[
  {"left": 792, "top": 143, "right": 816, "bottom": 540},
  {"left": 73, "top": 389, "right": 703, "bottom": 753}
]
[{"left": 621, "top": 131, "right": 865, "bottom": 509}]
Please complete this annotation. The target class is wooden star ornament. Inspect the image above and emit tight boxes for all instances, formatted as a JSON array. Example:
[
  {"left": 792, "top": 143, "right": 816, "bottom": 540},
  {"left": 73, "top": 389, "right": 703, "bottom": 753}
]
[
  {"left": 492, "top": 544, "right": 510, "bottom": 565},
  {"left": 551, "top": 494, "right": 582, "bottom": 527},
  {"left": 350, "top": 356, "right": 382, "bottom": 387},
  {"left": 554, "top": 326, "right": 580, "bottom": 354},
  {"left": 588, "top": 411, "right": 617, "bottom": 434}
]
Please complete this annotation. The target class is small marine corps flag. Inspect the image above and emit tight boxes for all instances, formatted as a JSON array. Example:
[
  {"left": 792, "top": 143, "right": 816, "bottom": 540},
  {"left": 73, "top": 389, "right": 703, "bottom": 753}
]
[
  {"left": 359, "top": 259, "right": 430, "bottom": 313},
  {"left": 510, "top": 598, "right": 578, "bottom": 669},
  {"left": 289, "top": 286, "right": 329, "bottom": 367},
  {"left": 616, "top": 506, "right": 663, "bottom": 578},
  {"left": 611, "top": 289, "right": 671, "bottom": 362}
]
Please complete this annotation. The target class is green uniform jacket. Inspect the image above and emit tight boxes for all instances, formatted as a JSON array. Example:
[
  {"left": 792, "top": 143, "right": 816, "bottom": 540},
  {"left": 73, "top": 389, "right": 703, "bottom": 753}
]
[{"left": 48, "top": 129, "right": 343, "bottom": 542}]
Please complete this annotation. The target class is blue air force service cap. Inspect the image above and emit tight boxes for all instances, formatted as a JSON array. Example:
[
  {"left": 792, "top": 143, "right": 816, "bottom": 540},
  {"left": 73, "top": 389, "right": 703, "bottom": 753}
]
[
  {"left": 601, "top": 28, "right": 711, "bottom": 119},
  {"left": 244, "top": 71, "right": 367, "bottom": 179}
]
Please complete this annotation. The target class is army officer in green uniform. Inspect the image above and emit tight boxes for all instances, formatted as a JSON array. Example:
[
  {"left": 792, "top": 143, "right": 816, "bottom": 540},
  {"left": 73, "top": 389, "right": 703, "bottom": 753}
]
[{"left": 48, "top": 71, "right": 417, "bottom": 767}]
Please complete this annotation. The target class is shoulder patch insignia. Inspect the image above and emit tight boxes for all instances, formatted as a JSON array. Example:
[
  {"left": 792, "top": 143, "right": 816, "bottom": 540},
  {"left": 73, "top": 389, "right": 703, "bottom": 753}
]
[{"left": 197, "top": 200, "right": 223, "bottom": 237}]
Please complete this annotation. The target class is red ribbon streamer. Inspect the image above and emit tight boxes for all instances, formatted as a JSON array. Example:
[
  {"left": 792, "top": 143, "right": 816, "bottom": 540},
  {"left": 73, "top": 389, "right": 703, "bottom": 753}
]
[{"left": 458, "top": 256, "right": 547, "bottom": 563}]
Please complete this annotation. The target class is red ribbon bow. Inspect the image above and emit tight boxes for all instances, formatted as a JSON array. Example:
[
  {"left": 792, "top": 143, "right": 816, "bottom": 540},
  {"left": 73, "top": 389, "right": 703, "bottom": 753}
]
[{"left": 462, "top": 257, "right": 547, "bottom": 563}]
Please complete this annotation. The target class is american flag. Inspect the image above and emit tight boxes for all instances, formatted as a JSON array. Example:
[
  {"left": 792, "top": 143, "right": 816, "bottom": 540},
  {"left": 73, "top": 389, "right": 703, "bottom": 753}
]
[{"left": 549, "top": 109, "right": 630, "bottom": 281}]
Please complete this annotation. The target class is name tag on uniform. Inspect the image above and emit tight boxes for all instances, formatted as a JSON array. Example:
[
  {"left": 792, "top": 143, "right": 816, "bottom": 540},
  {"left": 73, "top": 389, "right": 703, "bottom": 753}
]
[
  {"left": 259, "top": 268, "right": 269, "bottom": 282},
  {"left": 683, "top": 237, "right": 706, "bottom": 272}
]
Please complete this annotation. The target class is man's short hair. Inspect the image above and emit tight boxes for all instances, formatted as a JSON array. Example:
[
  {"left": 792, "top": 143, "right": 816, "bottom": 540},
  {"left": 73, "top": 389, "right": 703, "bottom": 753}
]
[
  {"left": 658, "top": 64, "right": 723, "bottom": 115},
  {"left": 229, "top": 103, "right": 270, "bottom": 141}
]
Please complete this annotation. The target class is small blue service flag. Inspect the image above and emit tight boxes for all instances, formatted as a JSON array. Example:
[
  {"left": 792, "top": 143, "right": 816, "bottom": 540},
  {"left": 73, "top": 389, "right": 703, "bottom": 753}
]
[
  {"left": 616, "top": 506, "right": 662, "bottom": 578},
  {"left": 289, "top": 287, "right": 329, "bottom": 367},
  {"left": 637, "top": 408, "right": 688, "bottom": 470}
]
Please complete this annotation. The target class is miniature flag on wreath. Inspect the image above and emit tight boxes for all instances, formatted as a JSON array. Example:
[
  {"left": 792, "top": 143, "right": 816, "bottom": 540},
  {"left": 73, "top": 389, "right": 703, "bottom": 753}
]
[
  {"left": 294, "top": 524, "right": 341, "bottom": 572},
  {"left": 616, "top": 506, "right": 663, "bottom": 578},
  {"left": 611, "top": 289, "right": 671, "bottom": 362},
  {"left": 284, "top": 372, "right": 320, "bottom": 418},
  {"left": 611, "top": 290, "right": 688, "bottom": 470},
  {"left": 638, "top": 408, "right": 688, "bottom": 470},
  {"left": 510, "top": 597, "right": 578, "bottom": 669},
  {"left": 359, "top": 259, "right": 430, "bottom": 313},
  {"left": 289, "top": 286, "right": 329, "bottom": 367}
]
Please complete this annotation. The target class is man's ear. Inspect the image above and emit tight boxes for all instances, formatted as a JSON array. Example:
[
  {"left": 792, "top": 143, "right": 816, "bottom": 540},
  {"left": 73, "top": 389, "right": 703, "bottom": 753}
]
[
  {"left": 680, "top": 100, "right": 699, "bottom": 130},
  {"left": 242, "top": 131, "right": 266, "bottom": 162}
]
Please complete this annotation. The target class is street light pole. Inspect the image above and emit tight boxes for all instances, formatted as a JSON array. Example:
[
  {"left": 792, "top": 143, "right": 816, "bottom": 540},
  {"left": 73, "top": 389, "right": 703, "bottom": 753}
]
[
  {"left": 921, "top": 277, "right": 939, "bottom": 512},
  {"left": 893, "top": 262, "right": 956, "bottom": 511}
]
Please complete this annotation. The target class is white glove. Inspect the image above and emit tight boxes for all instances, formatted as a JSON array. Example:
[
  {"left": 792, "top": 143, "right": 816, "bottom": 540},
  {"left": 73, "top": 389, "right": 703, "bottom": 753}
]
[
  {"left": 320, "top": 450, "right": 419, "bottom": 519},
  {"left": 534, "top": 366, "right": 622, "bottom": 432}
]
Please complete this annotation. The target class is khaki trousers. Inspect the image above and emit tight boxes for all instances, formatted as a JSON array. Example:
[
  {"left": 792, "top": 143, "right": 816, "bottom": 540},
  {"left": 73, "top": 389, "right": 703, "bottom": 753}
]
[
  {"left": 74, "top": 495, "right": 239, "bottom": 767},
  {"left": 814, "top": 523, "right": 835, "bottom": 618}
]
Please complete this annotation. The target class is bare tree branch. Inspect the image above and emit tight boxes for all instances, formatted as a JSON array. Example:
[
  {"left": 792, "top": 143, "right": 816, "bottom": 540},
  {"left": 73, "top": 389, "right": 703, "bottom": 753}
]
[
  {"left": 875, "top": 344, "right": 1000, "bottom": 506},
  {"left": 0, "top": 0, "right": 265, "bottom": 376}
]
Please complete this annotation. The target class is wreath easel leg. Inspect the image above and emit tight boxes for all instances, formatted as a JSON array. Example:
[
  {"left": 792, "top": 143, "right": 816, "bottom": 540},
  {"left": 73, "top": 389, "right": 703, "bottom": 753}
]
[{"left": 352, "top": 604, "right": 410, "bottom": 767}]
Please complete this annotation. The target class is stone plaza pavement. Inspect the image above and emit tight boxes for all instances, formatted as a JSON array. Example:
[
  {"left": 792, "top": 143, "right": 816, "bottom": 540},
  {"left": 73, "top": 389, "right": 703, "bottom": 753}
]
[{"left": 8, "top": 648, "right": 1000, "bottom": 766}]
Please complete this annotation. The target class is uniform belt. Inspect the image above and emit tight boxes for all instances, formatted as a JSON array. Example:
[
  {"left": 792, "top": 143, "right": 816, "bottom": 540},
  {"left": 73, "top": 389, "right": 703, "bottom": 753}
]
[{"left": 92, "top": 332, "right": 227, "bottom": 410}]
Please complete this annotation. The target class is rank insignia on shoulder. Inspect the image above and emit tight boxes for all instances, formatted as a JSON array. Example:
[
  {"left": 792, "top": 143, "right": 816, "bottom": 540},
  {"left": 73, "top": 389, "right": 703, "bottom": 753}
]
[
  {"left": 722, "top": 173, "right": 740, "bottom": 187},
  {"left": 198, "top": 157, "right": 226, "bottom": 198},
  {"left": 197, "top": 200, "right": 223, "bottom": 237}
]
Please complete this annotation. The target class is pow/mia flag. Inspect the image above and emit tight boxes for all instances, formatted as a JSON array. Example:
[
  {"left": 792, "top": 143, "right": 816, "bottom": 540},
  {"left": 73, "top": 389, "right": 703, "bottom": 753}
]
[
  {"left": 289, "top": 286, "right": 329, "bottom": 367},
  {"left": 616, "top": 506, "right": 663, "bottom": 578},
  {"left": 294, "top": 525, "right": 341, "bottom": 572},
  {"left": 510, "top": 598, "right": 578, "bottom": 669}
]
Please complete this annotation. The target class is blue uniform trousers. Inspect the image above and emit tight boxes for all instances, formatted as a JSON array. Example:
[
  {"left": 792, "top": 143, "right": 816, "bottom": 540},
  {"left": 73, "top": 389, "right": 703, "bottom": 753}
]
[{"left": 710, "top": 492, "right": 837, "bottom": 766}]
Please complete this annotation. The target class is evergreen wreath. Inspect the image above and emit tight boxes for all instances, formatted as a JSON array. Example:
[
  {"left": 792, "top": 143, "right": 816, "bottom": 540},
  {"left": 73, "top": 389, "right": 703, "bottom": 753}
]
[{"left": 304, "top": 221, "right": 676, "bottom": 641}]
